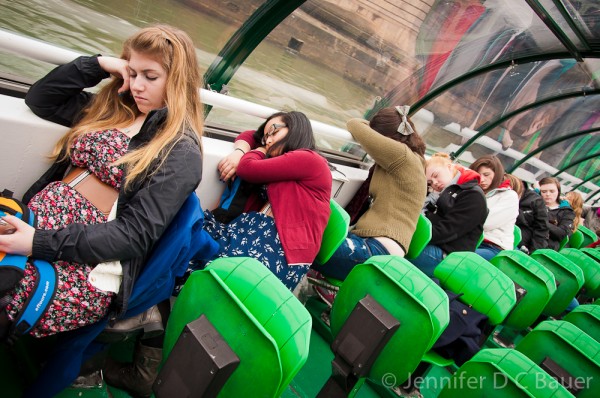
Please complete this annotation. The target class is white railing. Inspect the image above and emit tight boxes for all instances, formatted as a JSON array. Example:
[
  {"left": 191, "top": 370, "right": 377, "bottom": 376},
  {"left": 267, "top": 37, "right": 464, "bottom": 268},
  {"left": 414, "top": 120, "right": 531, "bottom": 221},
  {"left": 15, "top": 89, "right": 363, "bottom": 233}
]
[{"left": 1, "top": 28, "right": 597, "bottom": 197}]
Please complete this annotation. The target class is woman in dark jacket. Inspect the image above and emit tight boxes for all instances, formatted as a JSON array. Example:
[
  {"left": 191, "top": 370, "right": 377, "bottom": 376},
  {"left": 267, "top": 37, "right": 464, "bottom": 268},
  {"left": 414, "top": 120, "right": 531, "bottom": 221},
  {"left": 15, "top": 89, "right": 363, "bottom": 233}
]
[
  {"left": 539, "top": 177, "right": 575, "bottom": 250},
  {"left": 516, "top": 181, "right": 549, "bottom": 253},
  {"left": 408, "top": 153, "right": 488, "bottom": 277}
]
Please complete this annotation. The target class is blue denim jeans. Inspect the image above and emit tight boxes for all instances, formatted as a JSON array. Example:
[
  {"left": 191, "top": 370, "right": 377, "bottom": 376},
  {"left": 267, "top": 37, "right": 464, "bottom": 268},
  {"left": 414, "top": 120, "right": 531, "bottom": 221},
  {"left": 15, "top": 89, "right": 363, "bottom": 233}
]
[
  {"left": 311, "top": 232, "right": 389, "bottom": 280},
  {"left": 566, "top": 297, "right": 579, "bottom": 312},
  {"left": 475, "top": 242, "right": 502, "bottom": 261},
  {"left": 406, "top": 244, "right": 445, "bottom": 278}
]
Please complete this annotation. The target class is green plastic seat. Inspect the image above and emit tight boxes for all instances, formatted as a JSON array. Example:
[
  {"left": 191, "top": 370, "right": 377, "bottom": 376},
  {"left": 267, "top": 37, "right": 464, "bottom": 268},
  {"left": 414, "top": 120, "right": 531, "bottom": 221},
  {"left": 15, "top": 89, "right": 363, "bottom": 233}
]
[
  {"left": 314, "top": 199, "right": 350, "bottom": 265},
  {"left": 560, "top": 248, "right": 600, "bottom": 298},
  {"left": 422, "top": 252, "right": 518, "bottom": 369},
  {"left": 513, "top": 225, "right": 522, "bottom": 249},
  {"left": 569, "top": 229, "right": 585, "bottom": 249},
  {"left": 515, "top": 320, "right": 600, "bottom": 398},
  {"left": 163, "top": 257, "right": 312, "bottom": 397},
  {"left": 476, "top": 233, "right": 484, "bottom": 249},
  {"left": 530, "top": 250, "right": 585, "bottom": 317},
  {"left": 330, "top": 255, "right": 449, "bottom": 387},
  {"left": 406, "top": 213, "right": 432, "bottom": 259},
  {"left": 433, "top": 252, "right": 517, "bottom": 326},
  {"left": 578, "top": 225, "right": 599, "bottom": 247},
  {"left": 564, "top": 304, "right": 600, "bottom": 344},
  {"left": 580, "top": 248, "right": 600, "bottom": 297},
  {"left": 559, "top": 235, "right": 569, "bottom": 250},
  {"left": 489, "top": 250, "right": 556, "bottom": 330},
  {"left": 438, "top": 348, "right": 573, "bottom": 398}
]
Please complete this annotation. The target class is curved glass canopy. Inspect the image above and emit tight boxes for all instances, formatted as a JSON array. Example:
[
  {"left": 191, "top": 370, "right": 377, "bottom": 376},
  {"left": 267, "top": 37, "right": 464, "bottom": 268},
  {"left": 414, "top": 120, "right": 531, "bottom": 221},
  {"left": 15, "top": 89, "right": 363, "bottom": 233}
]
[{"left": 0, "top": 0, "right": 599, "bottom": 202}]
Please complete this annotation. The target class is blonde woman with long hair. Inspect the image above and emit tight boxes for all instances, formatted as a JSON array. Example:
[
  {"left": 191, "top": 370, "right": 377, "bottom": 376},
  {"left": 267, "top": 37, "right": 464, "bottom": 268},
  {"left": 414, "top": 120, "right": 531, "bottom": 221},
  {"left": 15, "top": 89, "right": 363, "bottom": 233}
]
[{"left": 0, "top": 25, "right": 204, "bottom": 395}]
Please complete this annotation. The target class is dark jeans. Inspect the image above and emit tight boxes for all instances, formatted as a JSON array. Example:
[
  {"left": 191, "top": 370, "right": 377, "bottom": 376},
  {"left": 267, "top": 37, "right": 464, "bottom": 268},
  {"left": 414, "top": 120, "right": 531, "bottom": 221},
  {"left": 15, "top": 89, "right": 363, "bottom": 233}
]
[
  {"left": 311, "top": 232, "right": 389, "bottom": 280},
  {"left": 475, "top": 242, "right": 502, "bottom": 261},
  {"left": 406, "top": 244, "right": 445, "bottom": 278}
]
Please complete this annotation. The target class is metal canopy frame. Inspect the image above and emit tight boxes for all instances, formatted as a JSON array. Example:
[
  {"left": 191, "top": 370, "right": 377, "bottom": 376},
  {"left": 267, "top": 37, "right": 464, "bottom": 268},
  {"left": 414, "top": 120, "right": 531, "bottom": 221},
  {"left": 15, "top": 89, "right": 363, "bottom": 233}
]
[
  {"left": 206, "top": 0, "right": 600, "bottom": 202},
  {"left": 554, "top": 152, "right": 600, "bottom": 178},
  {"left": 570, "top": 170, "right": 600, "bottom": 191},
  {"left": 451, "top": 89, "right": 600, "bottom": 159}
]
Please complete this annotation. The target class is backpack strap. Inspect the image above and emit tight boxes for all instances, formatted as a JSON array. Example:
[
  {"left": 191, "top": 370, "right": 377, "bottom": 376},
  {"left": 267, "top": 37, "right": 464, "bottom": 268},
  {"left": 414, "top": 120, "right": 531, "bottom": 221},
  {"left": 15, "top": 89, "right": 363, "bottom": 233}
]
[{"left": 11, "top": 259, "right": 57, "bottom": 335}]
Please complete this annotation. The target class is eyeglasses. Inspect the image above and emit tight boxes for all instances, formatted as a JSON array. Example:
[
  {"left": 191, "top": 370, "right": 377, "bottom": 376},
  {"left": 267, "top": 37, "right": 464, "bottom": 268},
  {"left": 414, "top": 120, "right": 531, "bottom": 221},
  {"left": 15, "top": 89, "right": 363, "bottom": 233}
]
[{"left": 262, "top": 123, "right": 287, "bottom": 144}]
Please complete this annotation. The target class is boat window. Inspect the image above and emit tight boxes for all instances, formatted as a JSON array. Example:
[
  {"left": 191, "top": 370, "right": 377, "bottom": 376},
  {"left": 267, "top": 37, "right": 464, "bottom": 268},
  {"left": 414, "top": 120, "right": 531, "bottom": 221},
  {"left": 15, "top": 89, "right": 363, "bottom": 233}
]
[{"left": 0, "top": 0, "right": 261, "bottom": 80}]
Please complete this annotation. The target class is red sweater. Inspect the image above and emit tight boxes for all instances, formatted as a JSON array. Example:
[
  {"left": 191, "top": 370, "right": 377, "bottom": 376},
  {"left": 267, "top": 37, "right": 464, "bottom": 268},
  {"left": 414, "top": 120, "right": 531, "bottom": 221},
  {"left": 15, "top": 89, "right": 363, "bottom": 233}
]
[{"left": 235, "top": 136, "right": 332, "bottom": 264}]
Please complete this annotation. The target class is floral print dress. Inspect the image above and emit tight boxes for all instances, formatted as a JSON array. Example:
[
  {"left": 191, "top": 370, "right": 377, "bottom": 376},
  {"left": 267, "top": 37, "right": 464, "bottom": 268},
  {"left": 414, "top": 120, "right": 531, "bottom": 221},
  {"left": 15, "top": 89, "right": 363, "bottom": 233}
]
[
  {"left": 203, "top": 210, "right": 310, "bottom": 291},
  {"left": 6, "top": 129, "right": 129, "bottom": 337}
]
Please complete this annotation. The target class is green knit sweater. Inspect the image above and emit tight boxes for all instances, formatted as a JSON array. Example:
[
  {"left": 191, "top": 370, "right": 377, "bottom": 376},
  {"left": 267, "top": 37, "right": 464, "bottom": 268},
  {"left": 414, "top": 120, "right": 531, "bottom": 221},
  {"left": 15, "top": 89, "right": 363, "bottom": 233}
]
[{"left": 348, "top": 118, "right": 427, "bottom": 251}]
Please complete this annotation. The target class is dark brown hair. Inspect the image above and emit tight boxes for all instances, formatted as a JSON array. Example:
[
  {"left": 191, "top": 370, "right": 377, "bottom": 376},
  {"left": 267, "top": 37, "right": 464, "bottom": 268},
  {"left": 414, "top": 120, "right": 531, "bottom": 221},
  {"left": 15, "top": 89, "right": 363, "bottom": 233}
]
[
  {"left": 369, "top": 107, "right": 426, "bottom": 157},
  {"left": 470, "top": 155, "right": 505, "bottom": 193}
]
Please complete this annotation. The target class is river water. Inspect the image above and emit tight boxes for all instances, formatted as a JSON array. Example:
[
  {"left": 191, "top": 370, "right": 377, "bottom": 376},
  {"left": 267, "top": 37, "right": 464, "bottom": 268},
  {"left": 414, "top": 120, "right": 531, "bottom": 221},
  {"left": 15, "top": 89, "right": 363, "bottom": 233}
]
[{"left": 0, "top": 0, "right": 375, "bottom": 149}]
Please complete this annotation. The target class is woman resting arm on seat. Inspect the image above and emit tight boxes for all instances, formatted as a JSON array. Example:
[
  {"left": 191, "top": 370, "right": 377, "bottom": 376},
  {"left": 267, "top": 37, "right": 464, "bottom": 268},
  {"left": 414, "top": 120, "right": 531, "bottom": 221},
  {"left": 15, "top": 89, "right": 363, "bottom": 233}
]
[
  {"left": 470, "top": 155, "right": 519, "bottom": 260},
  {"left": 408, "top": 153, "right": 488, "bottom": 277},
  {"left": 0, "top": 25, "right": 204, "bottom": 338},
  {"left": 203, "top": 111, "right": 332, "bottom": 291},
  {"left": 310, "top": 106, "right": 427, "bottom": 284}
]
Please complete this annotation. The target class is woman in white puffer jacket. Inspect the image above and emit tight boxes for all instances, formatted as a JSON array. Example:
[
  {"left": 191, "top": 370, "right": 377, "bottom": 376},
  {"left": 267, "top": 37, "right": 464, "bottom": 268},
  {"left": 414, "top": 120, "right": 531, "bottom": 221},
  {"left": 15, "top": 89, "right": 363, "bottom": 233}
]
[{"left": 470, "top": 155, "right": 519, "bottom": 261}]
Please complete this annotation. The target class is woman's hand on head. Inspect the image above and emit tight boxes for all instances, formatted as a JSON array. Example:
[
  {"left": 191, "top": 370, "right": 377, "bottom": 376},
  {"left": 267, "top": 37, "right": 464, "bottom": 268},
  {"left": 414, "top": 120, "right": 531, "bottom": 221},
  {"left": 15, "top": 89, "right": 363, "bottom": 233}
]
[
  {"left": 0, "top": 215, "right": 34, "bottom": 257},
  {"left": 97, "top": 56, "right": 130, "bottom": 94},
  {"left": 217, "top": 150, "right": 245, "bottom": 182}
]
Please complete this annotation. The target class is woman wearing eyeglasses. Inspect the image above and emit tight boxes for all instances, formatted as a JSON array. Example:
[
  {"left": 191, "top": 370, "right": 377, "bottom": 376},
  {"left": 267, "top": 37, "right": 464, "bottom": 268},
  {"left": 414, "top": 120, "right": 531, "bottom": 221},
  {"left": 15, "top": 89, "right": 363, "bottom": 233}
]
[{"left": 203, "top": 111, "right": 332, "bottom": 291}]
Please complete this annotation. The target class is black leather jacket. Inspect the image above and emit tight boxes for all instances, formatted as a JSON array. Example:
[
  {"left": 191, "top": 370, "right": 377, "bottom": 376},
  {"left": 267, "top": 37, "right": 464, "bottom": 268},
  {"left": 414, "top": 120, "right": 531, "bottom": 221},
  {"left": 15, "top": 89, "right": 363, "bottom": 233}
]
[
  {"left": 516, "top": 189, "right": 549, "bottom": 252},
  {"left": 426, "top": 178, "right": 487, "bottom": 254},
  {"left": 23, "top": 56, "right": 203, "bottom": 317}
]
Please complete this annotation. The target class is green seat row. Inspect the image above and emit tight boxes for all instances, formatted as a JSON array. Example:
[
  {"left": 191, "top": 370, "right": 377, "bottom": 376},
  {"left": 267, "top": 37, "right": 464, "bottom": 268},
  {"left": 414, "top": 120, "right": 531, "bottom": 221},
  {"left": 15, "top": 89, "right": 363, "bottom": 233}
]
[
  {"left": 564, "top": 304, "right": 600, "bottom": 344},
  {"left": 530, "top": 250, "right": 585, "bottom": 317},
  {"left": 489, "top": 250, "right": 556, "bottom": 330},
  {"left": 560, "top": 248, "right": 600, "bottom": 298},
  {"left": 438, "top": 348, "right": 574, "bottom": 398},
  {"left": 515, "top": 320, "right": 600, "bottom": 398},
  {"left": 332, "top": 255, "right": 449, "bottom": 388},
  {"left": 163, "top": 257, "right": 311, "bottom": 397}
]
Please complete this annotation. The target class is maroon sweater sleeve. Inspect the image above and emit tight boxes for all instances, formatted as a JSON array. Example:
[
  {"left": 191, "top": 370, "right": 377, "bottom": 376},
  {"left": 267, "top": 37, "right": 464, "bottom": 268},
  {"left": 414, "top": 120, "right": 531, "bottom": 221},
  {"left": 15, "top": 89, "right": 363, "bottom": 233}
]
[
  {"left": 235, "top": 130, "right": 259, "bottom": 148},
  {"left": 237, "top": 150, "right": 323, "bottom": 183}
]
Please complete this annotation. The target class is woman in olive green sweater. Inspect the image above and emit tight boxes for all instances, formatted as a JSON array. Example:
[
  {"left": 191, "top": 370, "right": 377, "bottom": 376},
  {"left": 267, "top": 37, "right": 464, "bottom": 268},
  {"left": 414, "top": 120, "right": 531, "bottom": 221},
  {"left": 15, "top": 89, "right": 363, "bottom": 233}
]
[{"left": 311, "top": 106, "right": 427, "bottom": 283}]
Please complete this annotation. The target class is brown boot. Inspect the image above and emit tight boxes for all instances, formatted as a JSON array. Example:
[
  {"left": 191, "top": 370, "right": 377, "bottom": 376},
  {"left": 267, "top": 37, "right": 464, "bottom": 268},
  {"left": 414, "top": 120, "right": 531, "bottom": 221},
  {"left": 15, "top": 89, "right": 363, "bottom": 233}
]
[{"left": 103, "top": 342, "right": 163, "bottom": 398}]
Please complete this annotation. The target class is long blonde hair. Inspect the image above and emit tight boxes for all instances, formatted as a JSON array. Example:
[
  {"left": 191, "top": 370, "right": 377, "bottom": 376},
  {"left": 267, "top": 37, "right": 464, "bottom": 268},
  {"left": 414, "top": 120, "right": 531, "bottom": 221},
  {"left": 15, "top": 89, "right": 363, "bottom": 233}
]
[
  {"left": 51, "top": 25, "right": 203, "bottom": 189},
  {"left": 566, "top": 191, "right": 584, "bottom": 230}
]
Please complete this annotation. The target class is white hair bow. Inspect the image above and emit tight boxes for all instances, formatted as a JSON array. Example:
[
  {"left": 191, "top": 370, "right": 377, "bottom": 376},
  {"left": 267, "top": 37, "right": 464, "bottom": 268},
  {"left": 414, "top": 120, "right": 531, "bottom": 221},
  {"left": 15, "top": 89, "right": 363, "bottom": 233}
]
[{"left": 395, "top": 105, "right": 415, "bottom": 136}]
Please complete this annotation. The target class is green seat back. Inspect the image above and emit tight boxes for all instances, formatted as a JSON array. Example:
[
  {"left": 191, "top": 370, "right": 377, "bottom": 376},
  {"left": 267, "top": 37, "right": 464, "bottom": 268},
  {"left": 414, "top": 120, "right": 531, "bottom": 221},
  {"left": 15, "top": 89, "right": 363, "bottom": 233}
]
[
  {"left": 513, "top": 225, "right": 522, "bottom": 249},
  {"left": 331, "top": 255, "right": 449, "bottom": 387},
  {"left": 569, "top": 229, "right": 585, "bottom": 249},
  {"left": 476, "top": 233, "right": 484, "bottom": 248},
  {"left": 315, "top": 200, "right": 350, "bottom": 265},
  {"left": 438, "top": 348, "right": 573, "bottom": 398},
  {"left": 581, "top": 248, "right": 600, "bottom": 297},
  {"left": 489, "top": 250, "right": 556, "bottom": 330},
  {"left": 406, "top": 214, "right": 432, "bottom": 259},
  {"left": 560, "top": 248, "right": 600, "bottom": 298},
  {"left": 515, "top": 320, "right": 600, "bottom": 398},
  {"left": 164, "top": 257, "right": 312, "bottom": 397},
  {"left": 564, "top": 304, "right": 600, "bottom": 344},
  {"left": 559, "top": 235, "right": 569, "bottom": 250},
  {"left": 578, "top": 225, "right": 598, "bottom": 247},
  {"left": 530, "top": 250, "right": 585, "bottom": 317},
  {"left": 434, "top": 252, "right": 517, "bottom": 325}
]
